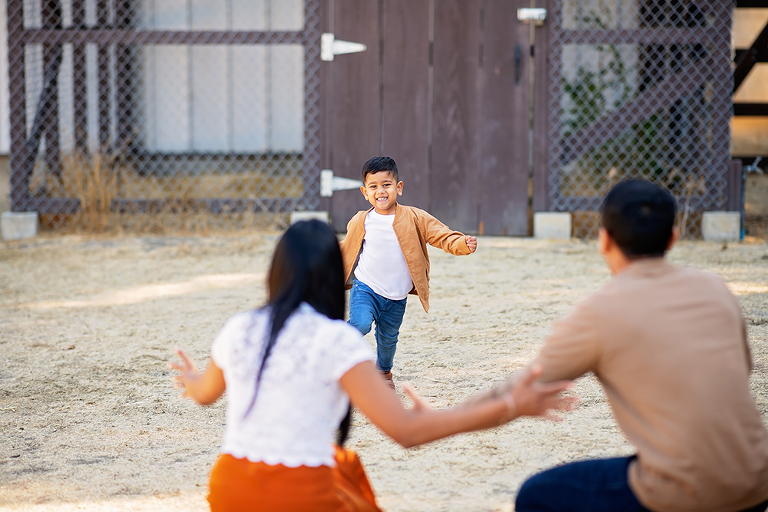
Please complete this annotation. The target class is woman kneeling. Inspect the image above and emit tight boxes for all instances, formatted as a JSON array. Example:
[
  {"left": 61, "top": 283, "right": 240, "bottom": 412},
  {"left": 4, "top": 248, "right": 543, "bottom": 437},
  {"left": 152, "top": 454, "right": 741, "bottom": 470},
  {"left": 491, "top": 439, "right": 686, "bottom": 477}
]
[{"left": 169, "top": 220, "right": 574, "bottom": 511}]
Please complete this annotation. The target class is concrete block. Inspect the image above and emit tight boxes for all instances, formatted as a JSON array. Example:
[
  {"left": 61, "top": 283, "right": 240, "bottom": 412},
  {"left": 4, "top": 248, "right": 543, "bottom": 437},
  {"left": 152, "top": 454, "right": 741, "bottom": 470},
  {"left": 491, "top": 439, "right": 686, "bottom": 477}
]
[
  {"left": 290, "top": 210, "right": 330, "bottom": 225},
  {"left": 534, "top": 212, "right": 572, "bottom": 240},
  {"left": 1, "top": 211, "right": 38, "bottom": 241},
  {"left": 702, "top": 212, "right": 740, "bottom": 242}
]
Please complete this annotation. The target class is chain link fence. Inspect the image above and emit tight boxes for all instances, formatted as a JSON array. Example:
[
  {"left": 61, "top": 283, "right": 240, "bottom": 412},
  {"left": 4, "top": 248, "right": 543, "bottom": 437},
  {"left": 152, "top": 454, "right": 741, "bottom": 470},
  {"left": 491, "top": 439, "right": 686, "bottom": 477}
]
[
  {"left": 7, "top": 0, "right": 736, "bottom": 237},
  {"left": 545, "top": 0, "right": 734, "bottom": 238},
  {"left": 7, "top": 0, "right": 321, "bottom": 232}
]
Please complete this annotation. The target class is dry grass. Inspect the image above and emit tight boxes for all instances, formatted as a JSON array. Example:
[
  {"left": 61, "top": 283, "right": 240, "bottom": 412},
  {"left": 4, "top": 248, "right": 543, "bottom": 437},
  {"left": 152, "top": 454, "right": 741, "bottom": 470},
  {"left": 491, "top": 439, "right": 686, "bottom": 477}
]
[
  {"left": 0, "top": 234, "right": 766, "bottom": 512},
  {"left": 28, "top": 152, "right": 301, "bottom": 234}
]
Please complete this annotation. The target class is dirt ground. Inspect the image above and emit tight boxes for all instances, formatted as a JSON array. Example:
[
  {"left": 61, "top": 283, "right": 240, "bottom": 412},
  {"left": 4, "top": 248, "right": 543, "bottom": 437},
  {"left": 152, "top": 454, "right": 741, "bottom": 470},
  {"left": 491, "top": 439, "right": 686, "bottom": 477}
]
[{"left": 0, "top": 233, "right": 766, "bottom": 512}]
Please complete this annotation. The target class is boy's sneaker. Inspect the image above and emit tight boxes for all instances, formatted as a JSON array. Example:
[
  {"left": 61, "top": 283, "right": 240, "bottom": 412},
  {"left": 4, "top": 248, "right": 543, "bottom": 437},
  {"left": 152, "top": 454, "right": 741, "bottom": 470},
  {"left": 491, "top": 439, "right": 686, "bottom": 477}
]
[{"left": 381, "top": 371, "right": 395, "bottom": 390}]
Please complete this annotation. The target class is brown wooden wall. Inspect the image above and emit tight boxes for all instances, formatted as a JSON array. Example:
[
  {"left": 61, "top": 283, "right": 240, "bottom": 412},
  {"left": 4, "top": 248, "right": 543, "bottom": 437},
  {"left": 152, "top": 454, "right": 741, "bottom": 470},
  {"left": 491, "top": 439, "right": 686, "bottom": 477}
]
[{"left": 325, "top": 0, "right": 531, "bottom": 235}]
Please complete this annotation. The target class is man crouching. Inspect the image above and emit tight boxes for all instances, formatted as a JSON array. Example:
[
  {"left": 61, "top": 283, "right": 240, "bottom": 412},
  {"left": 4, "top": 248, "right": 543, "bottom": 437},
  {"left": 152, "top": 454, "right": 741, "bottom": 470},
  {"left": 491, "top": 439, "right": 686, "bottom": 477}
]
[{"left": 510, "top": 180, "right": 768, "bottom": 511}]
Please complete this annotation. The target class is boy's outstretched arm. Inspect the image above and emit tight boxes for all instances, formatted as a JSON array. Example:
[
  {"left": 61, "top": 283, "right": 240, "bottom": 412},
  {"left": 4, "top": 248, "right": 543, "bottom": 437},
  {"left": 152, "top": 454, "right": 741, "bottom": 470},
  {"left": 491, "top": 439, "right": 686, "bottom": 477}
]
[{"left": 419, "top": 211, "right": 477, "bottom": 255}]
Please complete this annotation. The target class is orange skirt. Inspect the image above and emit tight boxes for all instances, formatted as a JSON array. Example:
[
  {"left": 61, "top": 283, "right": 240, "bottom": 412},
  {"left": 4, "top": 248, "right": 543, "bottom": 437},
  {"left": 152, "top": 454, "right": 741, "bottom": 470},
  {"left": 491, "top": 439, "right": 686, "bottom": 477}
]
[{"left": 207, "top": 447, "right": 382, "bottom": 512}]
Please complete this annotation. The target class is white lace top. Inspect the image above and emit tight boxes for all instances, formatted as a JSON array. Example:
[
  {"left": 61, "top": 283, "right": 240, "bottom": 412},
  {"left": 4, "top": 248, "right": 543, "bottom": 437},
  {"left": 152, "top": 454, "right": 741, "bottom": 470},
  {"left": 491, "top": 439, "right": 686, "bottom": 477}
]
[{"left": 211, "top": 303, "right": 374, "bottom": 467}]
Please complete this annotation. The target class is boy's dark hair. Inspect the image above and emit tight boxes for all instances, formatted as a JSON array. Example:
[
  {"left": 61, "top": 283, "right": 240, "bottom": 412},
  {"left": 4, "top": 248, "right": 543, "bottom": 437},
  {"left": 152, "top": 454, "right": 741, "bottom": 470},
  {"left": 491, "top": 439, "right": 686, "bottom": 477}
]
[
  {"left": 244, "top": 219, "right": 352, "bottom": 445},
  {"left": 362, "top": 156, "right": 398, "bottom": 183},
  {"left": 600, "top": 180, "right": 677, "bottom": 258}
]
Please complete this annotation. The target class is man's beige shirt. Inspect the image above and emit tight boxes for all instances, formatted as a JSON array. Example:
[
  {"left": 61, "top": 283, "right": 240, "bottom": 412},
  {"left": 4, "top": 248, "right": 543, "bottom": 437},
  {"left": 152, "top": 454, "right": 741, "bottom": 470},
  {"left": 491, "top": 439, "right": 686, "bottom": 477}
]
[{"left": 536, "top": 258, "right": 768, "bottom": 512}]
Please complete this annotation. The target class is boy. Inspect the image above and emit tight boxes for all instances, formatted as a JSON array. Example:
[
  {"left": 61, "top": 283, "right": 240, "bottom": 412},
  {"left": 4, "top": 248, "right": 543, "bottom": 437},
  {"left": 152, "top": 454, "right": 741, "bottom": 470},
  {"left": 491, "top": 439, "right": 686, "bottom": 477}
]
[{"left": 340, "top": 156, "right": 477, "bottom": 389}]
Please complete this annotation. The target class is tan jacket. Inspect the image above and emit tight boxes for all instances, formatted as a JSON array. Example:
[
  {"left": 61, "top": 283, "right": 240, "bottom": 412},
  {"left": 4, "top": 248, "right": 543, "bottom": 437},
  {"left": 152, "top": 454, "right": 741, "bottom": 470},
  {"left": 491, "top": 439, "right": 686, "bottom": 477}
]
[
  {"left": 339, "top": 204, "right": 471, "bottom": 312},
  {"left": 535, "top": 259, "right": 768, "bottom": 512}
]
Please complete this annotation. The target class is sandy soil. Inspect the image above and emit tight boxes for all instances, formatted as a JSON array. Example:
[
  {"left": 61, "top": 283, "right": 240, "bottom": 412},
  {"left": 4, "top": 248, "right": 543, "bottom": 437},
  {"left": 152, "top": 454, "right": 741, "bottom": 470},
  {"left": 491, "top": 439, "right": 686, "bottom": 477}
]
[{"left": 0, "top": 233, "right": 766, "bottom": 512}]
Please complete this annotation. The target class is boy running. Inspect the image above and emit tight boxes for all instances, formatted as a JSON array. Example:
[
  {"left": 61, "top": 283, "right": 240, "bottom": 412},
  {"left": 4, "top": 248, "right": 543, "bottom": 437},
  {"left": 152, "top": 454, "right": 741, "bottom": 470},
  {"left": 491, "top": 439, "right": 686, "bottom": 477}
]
[{"left": 340, "top": 157, "right": 477, "bottom": 389}]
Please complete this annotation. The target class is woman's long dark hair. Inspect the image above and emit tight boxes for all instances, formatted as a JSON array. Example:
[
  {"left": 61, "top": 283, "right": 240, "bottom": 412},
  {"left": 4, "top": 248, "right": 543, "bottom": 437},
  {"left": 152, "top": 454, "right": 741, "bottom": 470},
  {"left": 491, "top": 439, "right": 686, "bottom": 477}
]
[{"left": 244, "top": 220, "right": 352, "bottom": 445}]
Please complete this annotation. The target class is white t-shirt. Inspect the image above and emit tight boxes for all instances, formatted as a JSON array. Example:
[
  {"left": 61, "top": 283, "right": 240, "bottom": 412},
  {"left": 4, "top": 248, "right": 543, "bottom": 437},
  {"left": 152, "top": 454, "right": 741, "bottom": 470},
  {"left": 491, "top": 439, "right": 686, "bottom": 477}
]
[
  {"left": 354, "top": 210, "right": 413, "bottom": 300},
  {"left": 210, "top": 303, "right": 374, "bottom": 467}
]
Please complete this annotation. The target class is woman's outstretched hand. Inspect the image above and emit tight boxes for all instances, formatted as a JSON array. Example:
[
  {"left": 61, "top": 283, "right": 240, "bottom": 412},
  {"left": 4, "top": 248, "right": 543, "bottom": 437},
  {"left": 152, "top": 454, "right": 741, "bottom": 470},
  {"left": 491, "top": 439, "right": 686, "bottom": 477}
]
[
  {"left": 168, "top": 347, "right": 226, "bottom": 405},
  {"left": 401, "top": 382, "right": 433, "bottom": 412},
  {"left": 508, "top": 364, "right": 578, "bottom": 421},
  {"left": 168, "top": 347, "right": 199, "bottom": 399}
]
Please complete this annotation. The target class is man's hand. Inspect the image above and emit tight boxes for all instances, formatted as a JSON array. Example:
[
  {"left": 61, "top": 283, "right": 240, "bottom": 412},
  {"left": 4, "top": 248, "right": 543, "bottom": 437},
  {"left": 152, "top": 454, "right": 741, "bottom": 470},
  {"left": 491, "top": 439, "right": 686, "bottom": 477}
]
[
  {"left": 466, "top": 236, "right": 477, "bottom": 253},
  {"left": 509, "top": 364, "right": 578, "bottom": 421}
]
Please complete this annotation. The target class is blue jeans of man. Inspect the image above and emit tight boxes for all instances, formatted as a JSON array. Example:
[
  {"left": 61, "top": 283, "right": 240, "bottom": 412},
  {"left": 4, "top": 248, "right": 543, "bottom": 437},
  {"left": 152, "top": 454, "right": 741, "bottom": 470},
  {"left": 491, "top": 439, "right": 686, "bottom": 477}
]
[
  {"left": 515, "top": 457, "right": 649, "bottom": 512},
  {"left": 348, "top": 278, "right": 407, "bottom": 373},
  {"left": 515, "top": 456, "right": 768, "bottom": 512}
]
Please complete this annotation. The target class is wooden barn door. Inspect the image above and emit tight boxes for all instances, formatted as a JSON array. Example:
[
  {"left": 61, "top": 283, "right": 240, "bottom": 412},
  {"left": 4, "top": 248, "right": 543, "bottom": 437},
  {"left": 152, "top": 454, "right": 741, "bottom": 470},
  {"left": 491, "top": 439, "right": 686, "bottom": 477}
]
[{"left": 323, "top": 0, "right": 531, "bottom": 235}]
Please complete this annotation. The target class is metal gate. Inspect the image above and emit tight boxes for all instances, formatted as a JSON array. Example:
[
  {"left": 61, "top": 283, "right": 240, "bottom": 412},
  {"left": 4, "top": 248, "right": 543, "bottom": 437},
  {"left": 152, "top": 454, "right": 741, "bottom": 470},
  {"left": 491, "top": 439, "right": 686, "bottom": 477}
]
[
  {"left": 533, "top": 0, "right": 734, "bottom": 238},
  {"left": 6, "top": 0, "right": 322, "bottom": 231}
]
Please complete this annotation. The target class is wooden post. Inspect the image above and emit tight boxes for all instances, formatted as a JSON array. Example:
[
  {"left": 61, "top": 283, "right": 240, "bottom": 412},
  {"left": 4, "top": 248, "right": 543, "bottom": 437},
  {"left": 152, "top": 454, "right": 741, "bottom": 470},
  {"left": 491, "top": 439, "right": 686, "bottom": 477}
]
[
  {"left": 532, "top": 0, "right": 551, "bottom": 213},
  {"left": 302, "top": 0, "right": 323, "bottom": 213},
  {"left": 42, "top": 0, "right": 63, "bottom": 180},
  {"left": 7, "top": 0, "right": 29, "bottom": 211},
  {"left": 97, "top": 0, "right": 111, "bottom": 150},
  {"left": 710, "top": 0, "right": 734, "bottom": 211},
  {"left": 72, "top": 0, "right": 88, "bottom": 153},
  {"left": 317, "top": 0, "right": 332, "bottom": 217},
  {"left": 115, "top": 0, "right": 133, "bottom": 153}
]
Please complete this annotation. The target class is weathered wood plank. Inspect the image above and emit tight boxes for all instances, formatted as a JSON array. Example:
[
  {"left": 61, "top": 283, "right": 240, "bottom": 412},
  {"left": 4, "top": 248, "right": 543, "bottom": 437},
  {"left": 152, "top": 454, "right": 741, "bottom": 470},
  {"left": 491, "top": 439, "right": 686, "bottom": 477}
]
[
  {"left": 20, "top": 29, "right": 306, "bottom": 45},
  {"left": 25, "top": 197, "right": 299, "bottom": 214},
  {"left": 560, "top": 27, "right": 722, "bottom": 45},
  {"left": 330, "top": 0, "right": 381, "bottom": 230},
  {"left": 71, "top": 0, "right": 88, "bottom": 152},
  {"left": 479, "top": 0, "right": 530, "bottom": 235},
  {"left": 532, "top": 0, "right": 551, "bottom": 213},
  {"left": 97, "top": 0, "right": 110, "bottom": 148},
  {"left": 302, "top": 0, "right": 323, "bottom": 211},
  {"left": 381, "top": 0, "right": 430, "bottom": 212},
  {"left": 316, "top": 0, "right": 332, "bottom": 215},
  {"left": 42, "top": 0, "right": 63, "bottom": 179},
  {"left": 431, "top": 0, "right": 482, "bottom": 233},
  {"left": 8, "top": 0, "right": 29, "bottom": 211}
]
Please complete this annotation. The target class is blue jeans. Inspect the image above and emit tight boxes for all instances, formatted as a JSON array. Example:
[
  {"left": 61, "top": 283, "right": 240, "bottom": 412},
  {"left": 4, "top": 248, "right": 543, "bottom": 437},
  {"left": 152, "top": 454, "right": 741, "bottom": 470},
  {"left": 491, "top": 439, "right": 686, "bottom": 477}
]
[
  {"left": 348, "top": 278, "right": 407, "bottom": 373},
  {"left": 516, "top": 457, "right": 649, "bottom": 512},
  {"left": 516, "top": 457, "right": 768, "bottom": 512}
]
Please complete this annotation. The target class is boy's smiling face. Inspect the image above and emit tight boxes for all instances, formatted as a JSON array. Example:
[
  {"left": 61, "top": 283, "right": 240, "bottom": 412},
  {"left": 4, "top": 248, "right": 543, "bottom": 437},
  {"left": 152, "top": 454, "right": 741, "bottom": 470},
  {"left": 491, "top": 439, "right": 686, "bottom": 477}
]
[{"left": 360, "top": 171, "right": 403, "bottom": 215}]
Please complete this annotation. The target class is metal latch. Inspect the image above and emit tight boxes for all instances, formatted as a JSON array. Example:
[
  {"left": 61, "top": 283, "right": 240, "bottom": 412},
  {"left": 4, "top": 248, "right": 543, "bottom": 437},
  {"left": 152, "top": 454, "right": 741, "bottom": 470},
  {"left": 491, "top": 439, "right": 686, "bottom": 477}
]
[
  {"left": 320, "top": 169, "right": 364, "bottom": 197},
  {"left": 321, "top": 33, "right": 368, "bottom": 62},
  {"left": 517, "top": 8, "right": 547, "bottom": 25}
]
